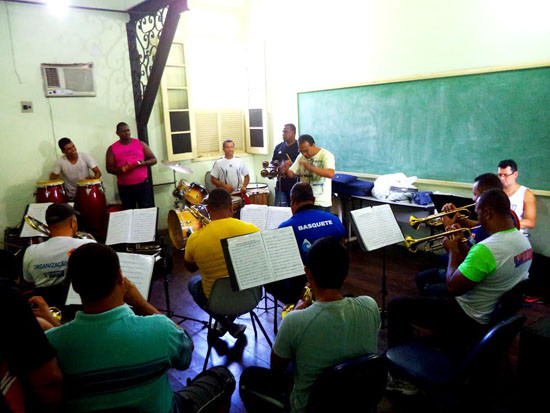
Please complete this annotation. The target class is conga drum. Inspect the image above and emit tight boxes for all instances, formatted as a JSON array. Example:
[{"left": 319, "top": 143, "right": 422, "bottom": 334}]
[
  {"left": 246, "top": 183, "right": 270, "bottom": 205},
  {"left": 35, "top": 180, "right": 67, "bottom": 203},
  {"left": 74, "top": 179, "right": 107, "bottom": 240}
]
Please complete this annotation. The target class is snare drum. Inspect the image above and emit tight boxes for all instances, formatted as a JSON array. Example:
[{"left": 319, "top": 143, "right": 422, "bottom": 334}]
[
  {"left": 35, "top": 180, "right": 67, "bottom": 203},
  {"left": 75, "top": 179, "right": 107, "bottom": 239},
  {"left": 184, "top": 183, "right": 208, "bottom": 205},
  {"left": 167, "top": 206, "right": 210, "bottom": 250},
  {"left": 247, "top": 182, "right": 270, "bottom": 205}
]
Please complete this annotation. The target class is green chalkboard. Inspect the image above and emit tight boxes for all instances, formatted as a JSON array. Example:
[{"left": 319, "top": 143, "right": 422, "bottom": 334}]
[{"left": 297, "top": 66, "right": 550, "bottom": 190}]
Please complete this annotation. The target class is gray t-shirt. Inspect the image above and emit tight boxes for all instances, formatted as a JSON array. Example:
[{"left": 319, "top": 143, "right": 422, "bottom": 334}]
[
  {"left": 52, "top": 153, "right": 97, "bottom": 199},
  {"left": 273, "top": 296, "right": 380, "bottom": 413},
  {"left": 210, "top": 157, "right": 249, "bottom": 191}
]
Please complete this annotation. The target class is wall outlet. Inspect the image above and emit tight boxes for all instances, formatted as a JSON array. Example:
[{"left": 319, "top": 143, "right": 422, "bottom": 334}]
[{"left": 21, "top": 101, "right": 33, "bottom": 113}]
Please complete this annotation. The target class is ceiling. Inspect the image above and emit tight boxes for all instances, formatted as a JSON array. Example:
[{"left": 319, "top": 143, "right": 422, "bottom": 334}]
[{"left": 4, "top": 0, "right": 148, "bottom": 12}]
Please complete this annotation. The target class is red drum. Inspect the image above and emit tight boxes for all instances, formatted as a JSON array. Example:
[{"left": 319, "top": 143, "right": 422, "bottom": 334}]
[
  {"left": 75, "top": 179, "right": 107, "bottom": 240},
  {"left": 35, "top": 180, "right": 67, "bottom": 203}
]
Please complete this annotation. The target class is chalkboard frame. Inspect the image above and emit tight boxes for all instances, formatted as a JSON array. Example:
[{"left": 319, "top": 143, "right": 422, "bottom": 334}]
[{"left": 297, "top": 63, "right": 550, "bottom": 196}]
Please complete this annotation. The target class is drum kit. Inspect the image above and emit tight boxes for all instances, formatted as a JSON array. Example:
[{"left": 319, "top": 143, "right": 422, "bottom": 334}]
[{"left": 165, "top": 162, "right": 271, "bottom": 250}]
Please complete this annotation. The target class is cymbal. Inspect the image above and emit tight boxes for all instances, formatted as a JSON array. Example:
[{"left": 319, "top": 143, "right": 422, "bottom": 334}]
[{"left": 162, "top": 161, "right": 193, "bottom": 174}]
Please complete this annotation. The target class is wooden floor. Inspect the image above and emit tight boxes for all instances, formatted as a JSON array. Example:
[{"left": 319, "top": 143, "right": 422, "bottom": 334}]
[{"left": 148, "top": 240, "right": 549, "bottom": 413}]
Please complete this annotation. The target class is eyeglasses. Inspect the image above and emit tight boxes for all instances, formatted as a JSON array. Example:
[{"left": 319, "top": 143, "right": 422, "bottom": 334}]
[{"left": 498, "top": 172, "right": 515, "bottom": 178}]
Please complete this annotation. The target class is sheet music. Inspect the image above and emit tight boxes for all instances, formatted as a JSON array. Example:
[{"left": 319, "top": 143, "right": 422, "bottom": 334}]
[
  {"left": 262, "top": 227, "right": 304, "bottom": 281},
  {"left": 20, "top": 203, "right": 52, "bottom": 237},
  {"left": 266, "top": 207, "right": 292, "bottom": 230},
  {"left": 351, "top": 204, "right": 404, "bottom": 251},
  {"left": 66, "top": 252, "right": 155, "bottom": 305},
  {"left": 239, "top": 204, "right": 268, "bottom": 231},
  {"left": 128, "top": 208, "right": 157, "bottom": 243},
  {"left": 105, "top": 210, "right": 132, "bottom": 245},
  {"left": 226, "top": 232, "right": 274, "bottom": 290}
]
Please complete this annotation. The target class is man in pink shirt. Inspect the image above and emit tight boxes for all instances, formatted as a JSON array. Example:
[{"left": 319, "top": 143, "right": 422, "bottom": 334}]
[{"left": 106, "top": 122, "right": 157, "bottom": 209}]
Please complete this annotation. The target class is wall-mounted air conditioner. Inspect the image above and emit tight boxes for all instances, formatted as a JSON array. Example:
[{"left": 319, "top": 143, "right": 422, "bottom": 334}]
[{"left": 40, "top": 63, "right": 96, "bottom": 97}]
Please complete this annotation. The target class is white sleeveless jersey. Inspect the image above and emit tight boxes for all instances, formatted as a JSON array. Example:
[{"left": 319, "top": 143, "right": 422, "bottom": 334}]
[{"left": 508, "top": 185, "right": 529, "bottom": 235}]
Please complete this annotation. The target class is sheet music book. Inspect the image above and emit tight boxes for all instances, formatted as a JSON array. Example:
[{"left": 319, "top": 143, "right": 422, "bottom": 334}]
[
  {"left": 105, "top": 208, "right": 158, "bottom": 245},
  {"left": 350, "top": 204, "right": 404, "bottom": 251},
  {"left": 239, "top": 204, "right": 292, "bottom": 231},
  {"left": 65, "top": 252, "right": 155, "bottom": 305},
  {"left": 20, "top": 202, "right": 75, "bottom": 238},
  {"left": 221, "top": 226, "right": 304, "bottom": 291}
]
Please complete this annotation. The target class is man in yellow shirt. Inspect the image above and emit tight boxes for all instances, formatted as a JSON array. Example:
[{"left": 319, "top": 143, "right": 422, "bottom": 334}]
[{"left": 185, "top": 189, "right": 259, "bottom": 338}]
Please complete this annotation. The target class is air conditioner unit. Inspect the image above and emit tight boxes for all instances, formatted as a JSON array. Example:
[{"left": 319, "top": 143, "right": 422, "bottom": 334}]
[{"left": 40, "top": 63, "right": 96, "bottom": 97}]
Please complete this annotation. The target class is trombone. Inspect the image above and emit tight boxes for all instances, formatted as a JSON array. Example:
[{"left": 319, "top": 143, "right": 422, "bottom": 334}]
[
  {"left": 404, "top": 227, "right": 475, "bottom": 253},
  {"left": 24, "top": 215, "right": 95, "bottom": 240},
  {"left": 409, "top": 203, "right": 475, "bottom": 230}
]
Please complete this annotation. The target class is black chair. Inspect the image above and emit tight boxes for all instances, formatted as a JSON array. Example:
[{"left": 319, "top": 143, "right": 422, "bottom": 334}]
[
  {"left": 488, "top": 278, "right": 529, "bottom": 326},
  {"left": 385, "top": 315, "right": 526, "bottom": 411},
  {"left": 307, "top": 353, "right": 387, "bottom": 413}
]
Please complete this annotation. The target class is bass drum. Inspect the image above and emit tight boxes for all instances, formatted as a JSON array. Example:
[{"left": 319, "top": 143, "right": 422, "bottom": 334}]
[{"left": 167, "top": 206, "right": 209, "bottom": 250}]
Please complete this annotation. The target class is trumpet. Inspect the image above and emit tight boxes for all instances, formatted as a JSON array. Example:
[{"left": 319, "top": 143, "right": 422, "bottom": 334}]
[
  {"left": 24, "top": 215, "right": 95, "bottom": 240},
  {"left": 404, "top": 226, "right": 474, "bottom": 253},
  {"left": 409, "top": 203, "right": 475, "bottom": 230},
  {"left": 281, "top": 285, "right": 313, "bottom": 318},
  {"left": 187, "top": 206, "right": 210, "bottom": 226}
]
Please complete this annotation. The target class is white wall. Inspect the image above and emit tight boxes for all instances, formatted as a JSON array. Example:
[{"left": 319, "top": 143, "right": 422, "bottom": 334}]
[
  {"left": 0, "top": 2, "right": 134, "bottom": 239},
  {"left": 255, "top": 0, "right": 550, "bottom": 255}
]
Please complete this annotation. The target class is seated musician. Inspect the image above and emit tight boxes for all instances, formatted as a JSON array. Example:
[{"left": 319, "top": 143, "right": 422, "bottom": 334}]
[
  {"left": 50, "top": 137, "right": 101, "bottom": 201},
  {"left": 185, "top": 189, "right": 259, "bottom": 338},
  {"left": 387, "top": 189, "right": 532, "bottom": 395},
  {"left": 265, "top": 182, "right": 346, "bottom": 304},
  {"left": 22, "top": 203, "right": 95, "bottom": 307},
  {"left": 498, "top": 159, "right": 537, "bottom": 235},
  {"left": 0, "top": 250, "right": 63, "bottom": 412},
  {"left": 210, "top": 140, "right": 250, "bottom": 194},
  {"left": 240, "top": 237, "right": 380, "bottom": 413},
  {"left": 44, "top": 243, "right": 235, "bottom": 413},
  {"left": 415, "top": 172, "right": 504, "bottom": 296}
]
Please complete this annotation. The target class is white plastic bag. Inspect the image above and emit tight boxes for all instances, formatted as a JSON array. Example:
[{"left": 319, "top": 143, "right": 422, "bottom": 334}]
[{"left": 372, "top": 173, "right": 417, "bottom": 201}]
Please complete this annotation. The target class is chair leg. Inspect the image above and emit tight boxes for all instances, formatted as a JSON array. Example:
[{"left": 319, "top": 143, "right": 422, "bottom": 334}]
[
  {"left": 250, "top": 311, "right": 273, "bottom": 347},
  {"left": 203, "top": 316, "right": 214, "bottom": 372}
]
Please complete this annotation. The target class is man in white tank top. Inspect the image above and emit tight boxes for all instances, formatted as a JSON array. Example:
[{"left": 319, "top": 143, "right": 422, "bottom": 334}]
[{"left": 498, "top": 159, "right": 536, "bottom": 235}]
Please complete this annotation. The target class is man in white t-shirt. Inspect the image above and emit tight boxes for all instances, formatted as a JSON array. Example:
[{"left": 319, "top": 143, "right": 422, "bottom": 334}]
[
  {"left": 497, "top": 159, "right": 536, "bottom": 234},
  {"left": 210, "top": 140, "right": 249, "bottom": 194},
  {"left": 50, "top": 138, "right": 101, "bottom": 200},
  {"left": 23, "top": 203, "right": 95, "bottom": 306},
  {"left": 282, "top": 134, "right": 335, "bottom": 211}
]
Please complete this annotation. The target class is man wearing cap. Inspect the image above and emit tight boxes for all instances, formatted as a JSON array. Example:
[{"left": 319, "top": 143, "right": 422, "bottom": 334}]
[
  {"left": 22, "top": 203, "right": 95, "bottom": 306},
  {"left": 50, "top": 138, "right": 101, "bottom": 201}
]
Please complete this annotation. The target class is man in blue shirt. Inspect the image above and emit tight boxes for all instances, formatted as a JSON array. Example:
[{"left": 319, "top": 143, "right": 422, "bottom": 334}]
[{"left": 265, "top": 183, "right": 346, "bottom": 303}]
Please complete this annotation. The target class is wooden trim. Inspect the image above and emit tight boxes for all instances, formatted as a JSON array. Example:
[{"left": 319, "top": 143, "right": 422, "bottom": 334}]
[
  {"left": 298, "top": 62, "right": 550, "bottom": 94},
  {"left": 341, "top": 171, "right": 550, "bottom": 197}
]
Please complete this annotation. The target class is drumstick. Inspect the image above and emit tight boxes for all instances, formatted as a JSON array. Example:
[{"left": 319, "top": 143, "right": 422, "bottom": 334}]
[{"left": 286, "top": 154, "right": 292, "bottom": 163}]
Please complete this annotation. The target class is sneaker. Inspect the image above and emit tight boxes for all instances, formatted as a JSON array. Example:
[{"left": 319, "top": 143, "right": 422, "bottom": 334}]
[
  {"left": 386, "top": 373, "right": 419, "bottom": 396},
  {"left": 524, "top": 295, "right": 544, "bottom": 303},
  {"left": 228, "top": 323, "right": 246, "bottom": 338}
]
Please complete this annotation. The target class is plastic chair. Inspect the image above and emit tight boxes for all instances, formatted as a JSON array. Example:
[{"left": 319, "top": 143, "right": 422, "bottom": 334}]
[
  {"left": 203, "top": 278, "right": 272, "bottom": 371},
  {"left": 307, "top": 353, "right": 387, "bottom": 413},
  {"left": 385, "top": 315, "right": 526, "bottom": 410}
]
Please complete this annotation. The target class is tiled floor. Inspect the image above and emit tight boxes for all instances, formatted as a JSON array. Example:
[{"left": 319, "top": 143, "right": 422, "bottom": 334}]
[{"left": 149, "top": 242, "right": 549, "bottom": 412}]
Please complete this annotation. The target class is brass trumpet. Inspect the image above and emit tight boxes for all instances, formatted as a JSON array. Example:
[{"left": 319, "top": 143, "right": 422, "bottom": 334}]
[
  {"left": 404, "top": 227, "right": 473, "bottom": 253},
  {"left": 187, "top": 206, "right": 211, "bottom": 226},
  {"left": 24, "top": 215, "right": 95, "bottom": 240},
  {"left": 409, "top": 203, "right": 475, "bottom": 230},
  {"left": 281, "top": 285, "right": 313, "bottom": 318}
]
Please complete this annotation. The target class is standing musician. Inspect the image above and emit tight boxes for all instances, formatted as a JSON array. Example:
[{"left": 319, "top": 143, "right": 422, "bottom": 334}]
[
  {"left": 50, "top": 138, "right": 101, "bottom": 201},
  {"left": 22, "top": 203, "right": 95, "bottom": 307},
  {"left": 106, "top": 122, "right": 157, "bottom": 210},
  {"left": 271, "top": 124, "right": 299, "bottom": 206},
  {"left": 498, "top": 159, "right": 536, "bottom": 235},
  {"left": 210, "top": 140, "right": 250, "bottom": 194},
  {"left": 281, "top": 134, "right": 335, "bottom": 212}
]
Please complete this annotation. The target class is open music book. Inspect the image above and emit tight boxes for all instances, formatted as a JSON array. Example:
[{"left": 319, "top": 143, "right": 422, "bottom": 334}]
[
  {"left": 350, "top": 204, "right": 404, "bottom": 251},
  {"left": 221, "top": 226, "right": 304, "bottom": 291},
  {"left": 239, "top": 204, "right": 292, "bottom": 231},
  {"left": 106, "top": 207, "right": 158, "bottom": 245},
  {"left": 65, "top": 252, "right": 155, "bottom": 306},
  {"left": 20, "top": 202, "right": 74, "bottom": 238}
]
